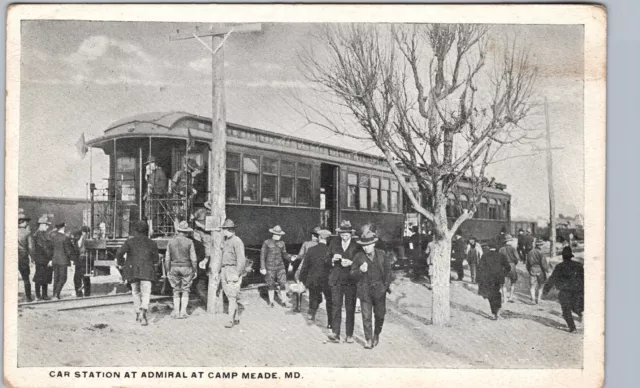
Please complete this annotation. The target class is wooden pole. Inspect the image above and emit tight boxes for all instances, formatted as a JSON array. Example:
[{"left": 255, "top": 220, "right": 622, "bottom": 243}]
[
  {"left": 544, "top": 98, "right": 557, "bottom": 258},
  {"left": 207, "top": 34, "right": 227, "bottom": 314}
]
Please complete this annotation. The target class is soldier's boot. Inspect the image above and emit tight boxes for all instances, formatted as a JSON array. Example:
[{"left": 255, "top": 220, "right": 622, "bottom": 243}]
[
  {"left": 141, "top": 308, "right": 149, "bottom": 326},
  {"left": 279, "top": 290, "right": 291, "bottom": 308},
  {"left": 180, "top": 293, "right": 189, "bottom": 318},
  {"left": 267, "top": 290, "right": 275, "bottom": 307},
  {"left": 171, "top": 294, "right": 181, "bottom": 318},
  {"left": 293, "top": 294, "right": 301, "bottom": 312}
]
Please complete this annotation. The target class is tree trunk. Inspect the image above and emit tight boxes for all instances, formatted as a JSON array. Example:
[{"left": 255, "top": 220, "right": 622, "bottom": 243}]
[{"left": 430, "top": 186, "right": 451, "bottom": 326}]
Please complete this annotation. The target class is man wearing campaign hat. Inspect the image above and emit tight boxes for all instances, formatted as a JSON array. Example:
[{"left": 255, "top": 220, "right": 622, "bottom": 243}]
[
  {"left": 218, "top": 219, "right": 246, "bottom": 328},
  {"left": 145, "top": 156, "right": 168, "bottom": 197},
  {"left": 526, "top": 240, "right": 550, "bottom": 304},
  {"left": 499, "top": 234, "right": 521, "bottom": 303},
  {"left": 326, "top": 220, "right": 360, "bottom": 343},
  {"left": 32, "top": 215, "right": 54, "bottom": 300},
  {"left": 165, "top": 221, "right": 198, "bottom": 319},
  {"left": 18, "top": 209, "right": 35, "bottom": 302},
  {"left": 298, "top": 229, "right": 333, "bottom": 325},
  {"left": 350, "top": 230, "right": 394, "bottom": 349},
  {"left": 543, "top": 246, "right": 584, "bottom": 333},
  {"left": 260, "top": 225, "right": 296, "bottom": 308}
]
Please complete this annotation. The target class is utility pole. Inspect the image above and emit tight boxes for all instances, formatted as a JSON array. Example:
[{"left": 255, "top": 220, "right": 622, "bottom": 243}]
[
  {"left": 544, "top": 97, "right": 557, "bottom": 258},
  {"left": 170, "top": 23, "right": 261, "bottom": 314}
]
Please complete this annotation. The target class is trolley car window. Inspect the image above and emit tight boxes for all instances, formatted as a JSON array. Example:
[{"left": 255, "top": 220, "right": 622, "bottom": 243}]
[
  {"left": 347, "top": 173, "right": 358, "bottom": 208},
  {"left": 479, "top": 197, "right": 488, "bottom": 218},
  {"left": 359, "top": 174, "right": 369, "bottom": 210},
  {"left": 297, "top": 163, "right": 312, "bottom": 205},
  {"left": 242, "top": 156, "right": 259, "bottom": 202},
  {"left": 380, "top": 178, "right": 389, "bottom": 212},
  {"left": 262, "top": 158, "right": 278, "bottom": 204},
  {"left": 280, "top": 161, "right": 295, "bottom": 204},
  {"left": 488, "top": 198, "right": 498, "bottom": 219},
  {"left": 226, "top": 153, "right": 240, "bottom": 202},
  {"left": 370, "top": 177, "right": 380, "bottom": 211},
  {"left": 390, "top": 180, "right": 399, "bottom": 213}
]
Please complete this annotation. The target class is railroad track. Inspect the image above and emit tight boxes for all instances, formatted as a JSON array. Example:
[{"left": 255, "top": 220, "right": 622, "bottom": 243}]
[
  {"left": 18, "top": 293, "right": 172, "bottom": 312},
  {"left": 17, "top": 283, "right": 268, "bottom": 312}
]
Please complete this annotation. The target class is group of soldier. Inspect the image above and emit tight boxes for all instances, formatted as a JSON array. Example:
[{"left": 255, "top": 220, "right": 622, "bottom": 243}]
[{"left": 17, "top": 208, "right": 92, "bottom": 302}]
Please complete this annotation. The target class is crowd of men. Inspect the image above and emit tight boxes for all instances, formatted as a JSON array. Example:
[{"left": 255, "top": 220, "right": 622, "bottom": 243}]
[
  {"left": 18, "top": 208, "right": 93, "bottom": 302},
  {"left": 406, "top": 225, "right": 585, "bottom": 332},
  {"left": 18, "top": 203, "right": 585, "bottom": 342}
]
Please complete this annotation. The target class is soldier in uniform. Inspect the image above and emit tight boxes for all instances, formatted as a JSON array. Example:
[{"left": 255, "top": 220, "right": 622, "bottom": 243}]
[
  {"left": 192, "top": 207, "right": 211, "bottom": 307},
  {"left": 350, "top": 231, "right": 394, "bottom": 349},
  {"left": 165, "top": 221, "right": 198, "bottom": 319},
  {"left": 218, "top": 219, "right": 246, "bottom": 328},
  {"left": 260, "top": 225, "right": 296, "bottom": 308},
  {"left": 499, "top": 234, "right": 521, "bottom": 303},
  {"left": 465, "top": 236, "right": 483, "bottom": 284},
  {"left": 32, "top": 215, "right": 54, "bottom": 300},
  {"left": 144, "top": 156, "right": 168, "bottom": 233},
  {"left": 543, "top": 246, "right": 584, "bottom": 333},
  {"left": 18, "top": 209, "right": 34, "bottom": 302}
]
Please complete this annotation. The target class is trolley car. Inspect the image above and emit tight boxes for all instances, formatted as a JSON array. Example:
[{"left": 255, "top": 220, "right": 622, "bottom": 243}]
[
  {"left": 83, "top": 111, "right": 512, "bottom": 281},
  {"left": 84, "top": 112, "right": 406, "bottom": 280}
]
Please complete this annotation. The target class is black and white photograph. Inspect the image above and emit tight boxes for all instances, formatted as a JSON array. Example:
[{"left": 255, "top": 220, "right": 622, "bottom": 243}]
[{"left": 4, "top": 4, "right": 606, "bottom": 388}]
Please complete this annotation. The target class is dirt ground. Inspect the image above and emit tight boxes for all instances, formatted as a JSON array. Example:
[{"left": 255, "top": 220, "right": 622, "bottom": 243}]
[{"left": 16, "top": 258, "right": 583, "bottom": 368}]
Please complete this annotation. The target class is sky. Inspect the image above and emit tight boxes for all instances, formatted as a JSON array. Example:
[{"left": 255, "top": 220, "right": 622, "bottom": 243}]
[{"left": 18, "top": 21, "right": 584, "bottom": 220}]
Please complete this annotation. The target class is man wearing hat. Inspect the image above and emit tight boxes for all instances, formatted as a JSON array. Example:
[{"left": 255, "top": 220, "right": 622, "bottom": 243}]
[
  {"left": 326, "top": 220, "right": 360, "bottom": 343},
  {"left": 517, "top": 229, "right": 535, "bottom": 262},
  {"left": 526, "top": 240, "right": 550, "bottom": 304},
  {"left": 218, "top": 219, "right": 246, "bottom": 328},
  {"left": 189, "top": 163, "right": 208, "bottom": 208},
  {"left": 288, "top": 227, "right": 321, "bottom": 312},
  {"left": 171, "top": 158, "right": 198, "bottom": 197},
  {"left": 192, "top": 207, "right": 212, "bottom": 306},
  {"left": 51, "top": 222, "right": 74, "bottom": 299},
  {"left": 145, "top": 156, "right": 168, "bottom": 197},
  {"left": 350, "top": 231, "right": 394, "bottom": 349},
  {"left": 465, "top": 235, "right": 483, "bottom": 284},
  {"left": 499, "top": 234, "right": 521, "bottom": 303},
  {"left": 260, "top": 225, "right": 296, "bottom": 308},
  {"left": 18, "top": 209, "right": 35, "bottom": 302},
  {"left": 165, "top": 221, "right": 198, "bottom": 319},
  {"left": 116, "top": 220, "right": 160, "bottom": 326},
  {"left": 72, "top": 226, "right": 92, "bottom": 297},
  {"left": 543, "top": 247, "right": 584, "bottom": 333},
  {"left": 477, "top": 242, "right": 511, "bottom": 320},
  {"left": 298, "top": 229, "right": 333, "bottom": 324},
  {"left": 32, "top": 214, "right": 54, "bottom": 300}
]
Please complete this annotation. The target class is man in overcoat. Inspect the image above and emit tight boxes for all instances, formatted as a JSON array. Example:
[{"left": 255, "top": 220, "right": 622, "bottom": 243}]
[
  {"left": 32, "top": 215, "right": 54, "bottom": 300},
  {"left": 477, "top": 242, "right": 511, "bottom": 320},
  {"left": 298, "top": 229, "right": 333, "bottom": 325},
  {"left": 326, "top": 220, "right": 360, "bottom": 344},
  {"left": 350, "top": 231, "right": 394, "bottom": 349},
  {"left": 116, "top": 220, "right": 160, "bottom": 326},
  {"left": 543, "top": 246, "right": 584, "bottom": 332},
  {"left": 51, "top": 222, "right": 74, "bottom": 299},
  {"left": 260, "top": 225, "right": 295, "bottom": 308},
  {"left": 72, "top": 226, "right": 92, "bottom": 297}
]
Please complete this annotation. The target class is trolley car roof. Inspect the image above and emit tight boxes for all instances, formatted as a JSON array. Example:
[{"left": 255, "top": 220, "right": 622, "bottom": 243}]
[{"left": 87, "top": 111, "right": 391, "bottom": 168}]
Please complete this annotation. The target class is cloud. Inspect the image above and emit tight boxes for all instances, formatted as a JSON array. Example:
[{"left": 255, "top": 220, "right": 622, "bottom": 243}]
[
  {"left": 250, "top": 62, "right": 283, "bottom": 72},
  {"left": 188, "top": 57, "right": 231, "bottom": 73},
  {"left": 244, "top": 79, "right": 313, "bottom": 89}
]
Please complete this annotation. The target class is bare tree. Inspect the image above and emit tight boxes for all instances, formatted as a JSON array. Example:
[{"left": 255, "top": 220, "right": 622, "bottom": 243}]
[{"left": 297, "top": 23, "right": 538, "bottom": 325}]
